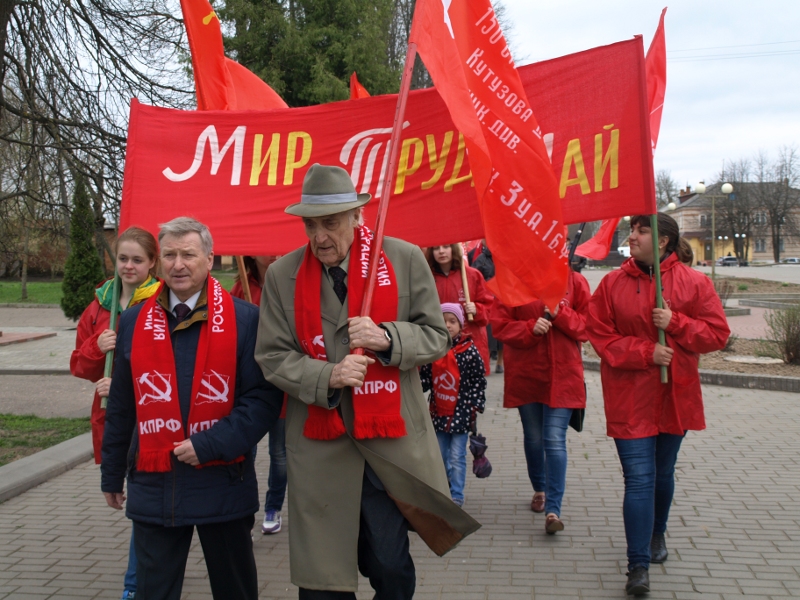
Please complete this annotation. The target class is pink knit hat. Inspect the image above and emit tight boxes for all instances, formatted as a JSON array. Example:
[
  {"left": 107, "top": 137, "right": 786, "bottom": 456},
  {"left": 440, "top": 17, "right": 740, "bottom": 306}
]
[{"left": 440, "top": 302, "right": 464, "bottom": 326}]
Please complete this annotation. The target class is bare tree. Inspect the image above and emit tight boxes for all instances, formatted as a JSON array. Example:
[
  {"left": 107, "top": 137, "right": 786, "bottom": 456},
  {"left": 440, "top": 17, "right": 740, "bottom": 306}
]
[
  {"left": 655, "top": 169, "right": 677, "bottom": 209},
  {"left": 717, "top": 159, "right": 757, "bottom": 264},
  {"left": 1, "top": 0, "right": 192, "bottom": 274},
  {"left": 752, "top": 147, "right": 800, "bottom": 263}
]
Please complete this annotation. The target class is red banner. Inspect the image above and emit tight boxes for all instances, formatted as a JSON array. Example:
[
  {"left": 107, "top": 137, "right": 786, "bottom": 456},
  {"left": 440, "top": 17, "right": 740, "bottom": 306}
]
[
  {"left": 120, "top": 38, "right": 653, "bottom": 256},
  {"left": 576, "top": 9, "right": 666, "bottom": 260},
  {"left": 411, "top": 0, "right": 567, "bottom": 307}
]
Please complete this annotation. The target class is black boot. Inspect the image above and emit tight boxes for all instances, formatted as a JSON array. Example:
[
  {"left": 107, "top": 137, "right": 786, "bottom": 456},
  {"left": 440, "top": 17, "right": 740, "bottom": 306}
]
[
  {"left": 625, "top": 566, "right": 650, "bottom": 596},
  {"left": 650, "top": 533, "right": 668, "bottom": 564}
]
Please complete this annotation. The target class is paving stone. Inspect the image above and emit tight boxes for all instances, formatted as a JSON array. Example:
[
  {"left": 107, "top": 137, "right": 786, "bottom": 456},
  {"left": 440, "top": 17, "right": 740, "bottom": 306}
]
[{"left": 2, "top": 373, "right": 800, "bottom": 597}]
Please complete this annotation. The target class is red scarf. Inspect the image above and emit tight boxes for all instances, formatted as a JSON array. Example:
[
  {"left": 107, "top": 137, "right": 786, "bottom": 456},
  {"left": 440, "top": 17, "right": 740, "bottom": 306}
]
[
  {"left": 431, "top": 335, "right": 473, "bottom": 417},
  {"left": 295, "top": 225, "right": 405, "bottom": 440},
  {"left": 131, "top": 276, "right": 239, "bottom": 472}
]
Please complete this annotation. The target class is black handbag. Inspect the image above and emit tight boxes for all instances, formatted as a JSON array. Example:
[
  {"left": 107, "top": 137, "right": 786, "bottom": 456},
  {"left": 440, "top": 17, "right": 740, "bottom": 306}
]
[
  {"left": 569, "top": 381, "right": 587, "bottom": 432},
  {"left": 569, "top": 408, "right": 585, "bottom": 432}
]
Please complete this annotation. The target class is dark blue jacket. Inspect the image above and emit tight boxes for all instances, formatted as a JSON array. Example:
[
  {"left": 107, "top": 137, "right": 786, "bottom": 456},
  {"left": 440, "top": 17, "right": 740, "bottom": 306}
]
[{"left": 101, "top": 290, "right": 283, "bottom": 526}]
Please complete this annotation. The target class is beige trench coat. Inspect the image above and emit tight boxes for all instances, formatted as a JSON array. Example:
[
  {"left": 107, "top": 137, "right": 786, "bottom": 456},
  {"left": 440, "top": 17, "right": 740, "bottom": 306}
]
[{"left": 255, "top": 237, "right": 481, "bottom": 591}]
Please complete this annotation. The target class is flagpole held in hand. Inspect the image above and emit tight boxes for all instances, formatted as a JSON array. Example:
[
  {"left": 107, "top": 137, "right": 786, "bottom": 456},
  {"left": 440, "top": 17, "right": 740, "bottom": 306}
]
[
  {"left": 650, "top": 214, "right": 668, "bottom": 384},
  {"left": 459, "top": 258, "right": 474, "bottom": 322},
  {"left": 100, "top": 270, "right": 121, "bottom": 409},
  {"left": 354, "top": 42, "right": 418, "bottom": 355}
]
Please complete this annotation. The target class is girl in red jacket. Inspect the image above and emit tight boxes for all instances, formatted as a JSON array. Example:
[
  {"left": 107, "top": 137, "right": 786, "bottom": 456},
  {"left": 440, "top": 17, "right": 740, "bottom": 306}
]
[
  {"left": 70, "top": 227, "right": 160, "bottom": 462},
  {"left": 69, "top": 226, "right": 159, "bottom": 600},
  {"left": 420, "top": 303, "right": 487, "bottom": 506},
  {"left": 587, "top": 213, "right": 729, "bottom": 596},
  {"left": 491, "top": 270, "right": 590, "bottom": 534},
  {"left": 426, "top": 244, "right": 494, "bottom": 375}
]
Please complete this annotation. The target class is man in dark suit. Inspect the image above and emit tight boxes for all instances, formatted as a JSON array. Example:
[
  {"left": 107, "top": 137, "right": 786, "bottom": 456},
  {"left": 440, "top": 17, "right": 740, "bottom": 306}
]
[{"left": 101, "top": 217, "right": 283, "bottom": 600}]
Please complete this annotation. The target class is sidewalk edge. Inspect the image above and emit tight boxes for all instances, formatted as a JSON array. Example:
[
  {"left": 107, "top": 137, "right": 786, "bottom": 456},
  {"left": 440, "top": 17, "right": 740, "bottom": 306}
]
[
  {"left": 583, "top": 358, "right": 800, "bottom": 393},
  {"left": 0, "top": 432, "right": 94, "bottom": 503}
]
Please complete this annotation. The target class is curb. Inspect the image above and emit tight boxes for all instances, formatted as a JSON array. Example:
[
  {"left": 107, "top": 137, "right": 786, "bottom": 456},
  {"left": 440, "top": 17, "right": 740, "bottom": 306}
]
[
  {"left": 0, "top": 303, "right": 62, "bottom": 309},
  {"left": 730, "top": 293, "right": 800, "bottom": 300},
  {"left": 583, "top": 358, "right": 800, "bottom": 394},
  {"left": 0, "top": 369, "right": 71, "bottom": 375},
  {"left": 740, "top": 299, "right": 800, "bottom": 310},
  {"left": 723, "top": 307, "right": 751, "bottom": 316},
  {"left": 0, "top": 432, "right": 94, "bottom": 503}
]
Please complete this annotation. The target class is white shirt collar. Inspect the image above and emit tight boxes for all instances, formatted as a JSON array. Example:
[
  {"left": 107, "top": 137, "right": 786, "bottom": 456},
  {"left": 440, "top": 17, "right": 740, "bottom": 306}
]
[{"left": 169, "top": 289, "right": 202, "bottom": 315}]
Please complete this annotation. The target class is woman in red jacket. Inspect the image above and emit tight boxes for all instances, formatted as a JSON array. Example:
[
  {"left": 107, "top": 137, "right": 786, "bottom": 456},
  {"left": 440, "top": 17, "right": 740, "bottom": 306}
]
[
  {"left": 426, "top": 244, "right": 494, "bottom": 375},
  {"left": 491, "top": 270, "right": 590, "bottom": 534},
  {"left": 69, "top": 226, "right": 159, "bottom": 600},
  {"left": 587, "top": 214, "right": 729, "bottom": 596}
]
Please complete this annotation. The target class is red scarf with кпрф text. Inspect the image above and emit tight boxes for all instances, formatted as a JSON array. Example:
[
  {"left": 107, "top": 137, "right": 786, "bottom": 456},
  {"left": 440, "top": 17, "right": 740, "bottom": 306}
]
[
  {"left": 294, "top": 225, "right": 405, "bottom": 441},
  {"left": 130, "top": 277, "right": 241, "bottom": 472},
  {"left": 430, "top": 334, "right": 473, "bottom": 417}
]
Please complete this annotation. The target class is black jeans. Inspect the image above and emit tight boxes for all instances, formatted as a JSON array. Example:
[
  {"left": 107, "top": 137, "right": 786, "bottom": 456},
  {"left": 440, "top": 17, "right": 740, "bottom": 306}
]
[
  {"left": 299, "top": 471, "right": 415, "bottom": 600},
  {"left": 133, "top": 514, "right": 258, "bottom": 600}
]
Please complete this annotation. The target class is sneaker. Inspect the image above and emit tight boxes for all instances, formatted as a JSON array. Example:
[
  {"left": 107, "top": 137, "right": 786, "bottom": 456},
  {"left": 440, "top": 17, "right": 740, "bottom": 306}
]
[
  {"left": 121, "top": 592, "right": 136, "bottom": 600},
  {"left": 261, "top": 510, "right": 282, "bottom": 534},
  {"left": 452, "top": 498, "right": 464, "bottom": 507},
  {"left": 495, "top": 364, "right": 504, "bottom": 374}
]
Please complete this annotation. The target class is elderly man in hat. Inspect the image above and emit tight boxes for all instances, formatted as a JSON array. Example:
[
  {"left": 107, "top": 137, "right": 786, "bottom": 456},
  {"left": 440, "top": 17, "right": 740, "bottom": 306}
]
[{"left": 255, "top": 164, "right": 480, "bottom": 599}]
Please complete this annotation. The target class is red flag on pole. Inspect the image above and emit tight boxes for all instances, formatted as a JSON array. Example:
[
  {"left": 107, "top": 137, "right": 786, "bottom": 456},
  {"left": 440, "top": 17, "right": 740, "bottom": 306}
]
[
  {"left": 410, "top": 0, "right": 568, "bottom": 308},
  {"left": 576, "top": 8, "right": 667, "bottom": 260},
  {"left": 349, "top": 72, "right": 371, "bottom": 99},
  {"left": 180, "top": 0, "right": 287, "bottom": 110}
]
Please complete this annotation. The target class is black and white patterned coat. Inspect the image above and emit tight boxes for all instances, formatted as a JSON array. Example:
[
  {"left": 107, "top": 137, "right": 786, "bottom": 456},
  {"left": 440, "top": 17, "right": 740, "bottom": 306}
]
[{"left": 420, "top": 335, "right": 487, "bottom": 434}]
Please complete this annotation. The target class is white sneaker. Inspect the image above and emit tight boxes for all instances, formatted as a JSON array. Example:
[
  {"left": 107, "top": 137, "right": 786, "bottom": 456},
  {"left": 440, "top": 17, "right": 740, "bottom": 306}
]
[{"left": 261, "top": 510, "right": 282, "bottom": 534}]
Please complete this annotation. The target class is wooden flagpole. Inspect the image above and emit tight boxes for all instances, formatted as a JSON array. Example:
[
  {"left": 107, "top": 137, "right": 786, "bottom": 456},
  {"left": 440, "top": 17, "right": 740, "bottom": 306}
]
[
  {"left": 651, "top": 214, "right": 668, "bottom": 384},
  {"left": 100, "top": 270, "right": 121, "bottom": 409},
  {"left": 459, "top": 258, "right": 474, "bottom": 322},
  {"left": 235, "top": 255, "right": 252, "bottom": 303},
  {"left": 354, "top": 42, "right": 418, "bottom": 354}
]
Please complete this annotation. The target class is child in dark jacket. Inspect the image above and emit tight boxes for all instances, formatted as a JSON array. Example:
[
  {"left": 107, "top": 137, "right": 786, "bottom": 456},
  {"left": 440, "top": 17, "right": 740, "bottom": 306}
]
[{"left": 420, "top": 303, "right": 487, "bottom": 506}]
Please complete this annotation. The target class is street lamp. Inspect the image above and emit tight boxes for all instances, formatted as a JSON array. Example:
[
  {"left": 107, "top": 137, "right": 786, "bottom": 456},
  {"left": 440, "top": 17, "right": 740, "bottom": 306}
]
[{"left": 696, "top": 182, "right": 734, "bottom": 279}]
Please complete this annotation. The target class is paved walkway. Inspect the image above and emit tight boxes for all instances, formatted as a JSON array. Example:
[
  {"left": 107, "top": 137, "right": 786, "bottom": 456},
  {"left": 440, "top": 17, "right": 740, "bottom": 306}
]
[{"left": 2, "top": 372, "right": 799, "bottom": 599}]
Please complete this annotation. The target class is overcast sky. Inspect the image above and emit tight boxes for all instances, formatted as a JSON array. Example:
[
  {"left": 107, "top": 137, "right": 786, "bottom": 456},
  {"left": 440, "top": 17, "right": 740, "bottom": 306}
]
[{"left": 501, "top": 0, "right": 800, "bottom": 189}]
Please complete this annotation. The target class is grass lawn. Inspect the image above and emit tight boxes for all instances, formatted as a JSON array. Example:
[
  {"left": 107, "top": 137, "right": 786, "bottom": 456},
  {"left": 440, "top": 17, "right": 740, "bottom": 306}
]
[
  {"left": 0, "top": 281, "right": 63, "bottom": 304},
  {"left": 0, "top": 271, "right": 238, "bottom": 304},
  {"left": 0, "top": 414, "right": 92, "bottom": 467},
  {"left": 212, "top": 269, "right": 237, "bottom": 291}
]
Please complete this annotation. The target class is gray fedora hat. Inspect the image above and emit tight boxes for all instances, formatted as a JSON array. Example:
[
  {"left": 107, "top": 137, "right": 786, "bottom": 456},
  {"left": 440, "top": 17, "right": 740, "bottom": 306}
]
[{"left": 285, "top": 163, "right": 371, "bottom": 217}]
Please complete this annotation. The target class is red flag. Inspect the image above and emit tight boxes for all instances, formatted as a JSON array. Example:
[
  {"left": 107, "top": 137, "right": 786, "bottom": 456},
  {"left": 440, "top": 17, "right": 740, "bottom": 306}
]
[
  {"left": 349, "top": 72, "right": 371, "bottom": 99},
  {"left": 180, "top": 0, "right": 287, "bottom": 110},
  {"left": 646, "top": 8, "right": 667, "bottom": 154},
  {"left": 576, "top": 8, "right": 667, "bottom": 260},
  {"left": 573, "top": 218, "right": 621, "bottom": 260},
  {"left": 410, "top": 0, "right": 568, "bottom": 308}
]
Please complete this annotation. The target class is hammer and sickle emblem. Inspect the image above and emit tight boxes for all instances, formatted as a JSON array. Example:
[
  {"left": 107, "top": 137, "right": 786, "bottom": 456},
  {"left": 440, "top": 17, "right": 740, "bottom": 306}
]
[
  {"left": 137, "top": 372, "right": 172, "bottom": 405},
  {"left": 202, "top": 11, "right": 218, "bottom": 25},
  {"left": 435, "top": 371, "right": 457, "bottom": 392},
  {"left": 197, "top": 370, "right": 230, "bottom": 404}
]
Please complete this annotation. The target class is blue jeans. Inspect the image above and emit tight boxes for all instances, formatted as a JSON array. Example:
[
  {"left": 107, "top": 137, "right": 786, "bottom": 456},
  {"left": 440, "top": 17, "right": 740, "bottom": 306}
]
[
  {"left": 518, "top": 403, "right": 572, "bottom": 516},
  {"left": 265, "top": 418, "right": 287, "bottom": 512},
  {"left": 122, "top": 528, "right": 136, "bottom": 596},
  {"left": 614, "top": 433, "right": 685, "bottom": 570},
  {"left": 436, "top": 431, "right": 469, "bottom": 503}
]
